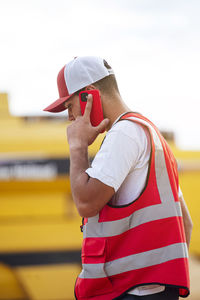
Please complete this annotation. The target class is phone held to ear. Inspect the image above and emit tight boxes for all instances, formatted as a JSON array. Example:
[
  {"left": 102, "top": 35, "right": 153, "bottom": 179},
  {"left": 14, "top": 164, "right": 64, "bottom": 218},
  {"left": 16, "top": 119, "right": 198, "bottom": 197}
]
[{"left": 79, "top": 89, "right": 104, "bottom": 128}]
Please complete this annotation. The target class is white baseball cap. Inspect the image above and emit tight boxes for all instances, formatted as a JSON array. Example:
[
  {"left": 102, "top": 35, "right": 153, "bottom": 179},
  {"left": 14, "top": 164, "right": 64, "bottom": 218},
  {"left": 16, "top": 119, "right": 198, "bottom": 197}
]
[{"left": 43, "top": 56, "right": 114, "bottom": 113}]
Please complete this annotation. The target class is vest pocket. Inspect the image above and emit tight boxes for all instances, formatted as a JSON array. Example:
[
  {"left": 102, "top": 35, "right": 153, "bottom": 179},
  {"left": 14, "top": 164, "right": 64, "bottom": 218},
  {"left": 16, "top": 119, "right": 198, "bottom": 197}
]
[{"left": 78, "top": 237, "right": 113, "bottom": 297}]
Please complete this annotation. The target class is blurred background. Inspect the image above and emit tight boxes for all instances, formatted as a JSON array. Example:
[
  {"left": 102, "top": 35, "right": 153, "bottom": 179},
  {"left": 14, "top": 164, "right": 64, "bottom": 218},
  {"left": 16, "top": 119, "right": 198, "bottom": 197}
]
[{"left": 0, "top": 0, "right": 200, "bottom": 299}]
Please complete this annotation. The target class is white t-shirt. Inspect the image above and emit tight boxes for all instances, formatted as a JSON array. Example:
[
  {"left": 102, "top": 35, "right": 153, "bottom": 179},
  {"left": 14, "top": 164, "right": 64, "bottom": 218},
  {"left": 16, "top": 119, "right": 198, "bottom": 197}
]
[{"left": 86, "top": 114, "right": 182, "bottom": 296}]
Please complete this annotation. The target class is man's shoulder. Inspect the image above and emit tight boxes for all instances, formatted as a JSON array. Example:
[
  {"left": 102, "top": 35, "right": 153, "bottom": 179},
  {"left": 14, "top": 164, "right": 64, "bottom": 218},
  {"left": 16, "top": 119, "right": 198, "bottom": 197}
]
[{"left": 109, "top": 118, "right": 147, "bottom": 141}]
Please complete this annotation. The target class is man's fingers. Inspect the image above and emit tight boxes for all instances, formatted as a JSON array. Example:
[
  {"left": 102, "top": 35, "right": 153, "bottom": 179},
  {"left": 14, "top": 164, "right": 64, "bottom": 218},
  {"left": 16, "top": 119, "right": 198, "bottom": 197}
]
[
  {"left": 95, "top": 118, "right": 110, "bottom": 134},
  {"left": 83, "top": 94, "right": 93, "bottom": 119}
]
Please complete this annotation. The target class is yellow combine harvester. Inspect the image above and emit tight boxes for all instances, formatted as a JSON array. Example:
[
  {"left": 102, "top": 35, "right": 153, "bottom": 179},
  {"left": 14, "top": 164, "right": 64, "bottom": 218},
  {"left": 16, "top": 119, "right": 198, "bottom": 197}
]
[{"left": 0, "top": 93, "right": 199, "bottom": 300}]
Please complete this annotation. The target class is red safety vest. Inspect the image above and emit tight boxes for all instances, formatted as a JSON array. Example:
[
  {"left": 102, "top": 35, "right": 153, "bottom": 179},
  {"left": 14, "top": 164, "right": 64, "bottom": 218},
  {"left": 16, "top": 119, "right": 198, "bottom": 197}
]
[{"left": 75, "top": 113, "right": 190, "bottom": 300}]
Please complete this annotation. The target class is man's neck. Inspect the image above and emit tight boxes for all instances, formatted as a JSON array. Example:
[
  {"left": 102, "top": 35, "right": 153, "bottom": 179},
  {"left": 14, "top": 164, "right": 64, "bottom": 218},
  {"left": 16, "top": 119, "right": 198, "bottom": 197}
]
[{"left": 102, "top": 93, "right": 131, "bottom": 131}]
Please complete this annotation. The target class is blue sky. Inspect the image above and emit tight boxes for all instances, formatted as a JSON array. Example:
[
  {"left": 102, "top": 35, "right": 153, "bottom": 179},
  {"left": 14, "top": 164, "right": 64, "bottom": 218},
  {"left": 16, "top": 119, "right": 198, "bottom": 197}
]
[{"left": 0, "top": 0, "right": 200, "bottom": 149}]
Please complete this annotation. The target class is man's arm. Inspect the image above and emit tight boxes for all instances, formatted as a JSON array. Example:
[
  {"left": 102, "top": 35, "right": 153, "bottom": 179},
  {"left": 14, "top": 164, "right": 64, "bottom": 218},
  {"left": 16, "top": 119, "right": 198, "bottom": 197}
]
[
  {"left": 179, "top": 195, "right": 193, "bottom": 249},
  {"left": 67, "top": 95, "right": 114, "bottom": 217},
  {"left": 69, "top": 145, "right": 114, "bottom": 217}
]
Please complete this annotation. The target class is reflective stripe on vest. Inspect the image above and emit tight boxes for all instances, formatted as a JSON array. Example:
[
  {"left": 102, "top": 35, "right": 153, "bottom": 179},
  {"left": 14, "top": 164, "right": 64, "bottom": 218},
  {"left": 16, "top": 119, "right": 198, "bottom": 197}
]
[
  {"left": 83, "top": 201, "right": 182, "bottom": 238},
  {"left": 79, "top": 242, "right": 188, "bottom": 279}
]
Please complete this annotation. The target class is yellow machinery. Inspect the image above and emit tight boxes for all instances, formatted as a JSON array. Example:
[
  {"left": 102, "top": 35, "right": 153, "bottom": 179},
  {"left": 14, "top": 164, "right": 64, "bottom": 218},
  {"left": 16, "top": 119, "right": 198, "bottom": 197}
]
[{"left": 0, "top": 93, "right": 200, "bottom": 300}]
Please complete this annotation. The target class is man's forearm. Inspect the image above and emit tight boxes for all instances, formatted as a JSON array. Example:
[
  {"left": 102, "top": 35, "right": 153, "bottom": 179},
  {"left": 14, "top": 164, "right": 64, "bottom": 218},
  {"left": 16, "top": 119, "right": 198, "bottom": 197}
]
[{"left": 69, "top": 145, "right": 90, "bottom": 212}]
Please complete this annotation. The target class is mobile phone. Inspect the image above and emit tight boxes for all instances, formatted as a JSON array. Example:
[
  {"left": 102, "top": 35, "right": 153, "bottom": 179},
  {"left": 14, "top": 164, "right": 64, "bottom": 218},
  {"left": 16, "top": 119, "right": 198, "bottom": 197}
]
[{"left": 79, "top": 89, "right": 104, "bottom": 127}]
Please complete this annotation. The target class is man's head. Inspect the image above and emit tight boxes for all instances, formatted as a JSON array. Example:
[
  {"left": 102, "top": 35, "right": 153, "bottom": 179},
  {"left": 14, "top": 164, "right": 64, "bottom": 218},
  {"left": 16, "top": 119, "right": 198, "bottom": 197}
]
[{"left": 43, "top": 56, "right": 119, "bottom": 113}]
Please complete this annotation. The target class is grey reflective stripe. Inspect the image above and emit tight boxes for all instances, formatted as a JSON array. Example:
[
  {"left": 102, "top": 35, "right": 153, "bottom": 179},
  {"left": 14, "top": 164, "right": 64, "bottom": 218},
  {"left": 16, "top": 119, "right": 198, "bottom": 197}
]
[
  {"left": 87, "top": 214, "right": 99, "bottom": 223},
  {"left": 79, "top": 261, "right": 107, "bottom": 279},
  {"left": 83, "top": 201, "right": 182, "bottom": 238},
  {"left": 152, "top": 129, "right": 175, "bottom": 204},
  {"left": 79, "top": 242, "right": 188, "bottom": 279},
  {"left": 127, "top": 116, "right": 175, "bottom": 204}
]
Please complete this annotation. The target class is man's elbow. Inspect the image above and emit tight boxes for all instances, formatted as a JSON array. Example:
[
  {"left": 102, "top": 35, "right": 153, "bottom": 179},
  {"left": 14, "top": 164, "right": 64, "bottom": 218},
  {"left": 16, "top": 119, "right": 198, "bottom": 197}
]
[{"left": 75, "top": 199, "right": 99, "bottom": 218}]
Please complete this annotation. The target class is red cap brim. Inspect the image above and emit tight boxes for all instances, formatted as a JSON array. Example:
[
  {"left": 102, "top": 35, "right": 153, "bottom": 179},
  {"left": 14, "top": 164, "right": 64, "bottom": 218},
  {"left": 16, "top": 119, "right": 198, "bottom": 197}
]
[{"left": 43, "top": 94, "right": 73, "bottom": 113}]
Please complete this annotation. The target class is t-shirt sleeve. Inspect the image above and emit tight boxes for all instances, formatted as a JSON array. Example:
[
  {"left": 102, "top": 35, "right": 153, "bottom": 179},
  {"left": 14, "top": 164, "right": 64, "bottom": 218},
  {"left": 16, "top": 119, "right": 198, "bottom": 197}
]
[{"left": 86, "top": 123, "right": 144, "bottom": 192}]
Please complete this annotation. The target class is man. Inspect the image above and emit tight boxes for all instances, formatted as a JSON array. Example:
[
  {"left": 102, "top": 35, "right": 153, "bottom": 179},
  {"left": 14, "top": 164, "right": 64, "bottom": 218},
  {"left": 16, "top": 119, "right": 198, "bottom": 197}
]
[{"left": 44, "top": 56, "right": 192, "bottom": 300}]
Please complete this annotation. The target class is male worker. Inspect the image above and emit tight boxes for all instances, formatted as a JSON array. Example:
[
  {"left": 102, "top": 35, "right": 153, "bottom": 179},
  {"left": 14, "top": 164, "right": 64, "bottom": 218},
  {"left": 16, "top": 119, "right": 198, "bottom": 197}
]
[{"left": 44, "top": 56, "right": 192, "bottom": 300}]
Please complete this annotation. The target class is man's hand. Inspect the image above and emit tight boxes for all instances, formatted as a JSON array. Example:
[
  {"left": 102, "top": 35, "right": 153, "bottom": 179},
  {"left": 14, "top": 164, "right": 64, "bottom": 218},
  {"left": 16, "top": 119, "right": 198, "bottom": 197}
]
[
  {"left": 67, "top": 94, "right": 113, "bottom": 217},
  {"left": 67, "top": 94, "right": 109, "bottom": 148}
]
